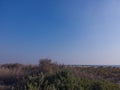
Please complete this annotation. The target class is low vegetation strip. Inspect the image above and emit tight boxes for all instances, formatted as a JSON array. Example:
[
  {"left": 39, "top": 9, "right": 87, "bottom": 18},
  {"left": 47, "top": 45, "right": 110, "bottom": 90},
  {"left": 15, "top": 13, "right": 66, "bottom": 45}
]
[{"left": 0, "top": 59, "right": 120, "bottom": 90}]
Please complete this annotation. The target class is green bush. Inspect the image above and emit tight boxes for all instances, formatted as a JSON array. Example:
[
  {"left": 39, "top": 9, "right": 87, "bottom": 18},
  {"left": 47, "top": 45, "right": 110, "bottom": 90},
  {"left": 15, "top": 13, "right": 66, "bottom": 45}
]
[{"left": 14, "top": 69, "right": 120, "bottom": 90}]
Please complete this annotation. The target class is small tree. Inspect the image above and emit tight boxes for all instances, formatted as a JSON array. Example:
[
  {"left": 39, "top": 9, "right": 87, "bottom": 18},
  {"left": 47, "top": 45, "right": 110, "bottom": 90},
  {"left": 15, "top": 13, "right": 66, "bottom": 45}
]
[{"left": 39, "top": 59, "right": 53, "bottom": 74}]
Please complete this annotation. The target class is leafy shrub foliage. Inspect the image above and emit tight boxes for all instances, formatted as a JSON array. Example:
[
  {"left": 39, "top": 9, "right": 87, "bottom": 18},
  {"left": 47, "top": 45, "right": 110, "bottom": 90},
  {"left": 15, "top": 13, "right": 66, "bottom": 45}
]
[
  {"left": 14, "top": 69, "right": 120, "bottom": 90},
  {"left": 0, "top": 59, "right": 120, "bottom": 90}
]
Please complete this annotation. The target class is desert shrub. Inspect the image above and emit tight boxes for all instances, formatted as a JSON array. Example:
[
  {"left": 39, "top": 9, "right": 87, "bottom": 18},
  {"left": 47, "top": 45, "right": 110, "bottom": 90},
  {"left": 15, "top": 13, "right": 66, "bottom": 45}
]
[
  {"left": 14, "top": 69, "right": 120, "bottom": 90},
  {"left": 0, "top": 59, "right": 120, "bottom": 90}
]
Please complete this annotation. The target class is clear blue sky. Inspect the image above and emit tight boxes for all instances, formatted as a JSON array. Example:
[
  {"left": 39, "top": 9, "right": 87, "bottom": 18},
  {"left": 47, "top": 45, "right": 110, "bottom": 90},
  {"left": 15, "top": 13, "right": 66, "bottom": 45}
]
[{"left": 0, "top": 0, "right": 120, "bottom": 65}]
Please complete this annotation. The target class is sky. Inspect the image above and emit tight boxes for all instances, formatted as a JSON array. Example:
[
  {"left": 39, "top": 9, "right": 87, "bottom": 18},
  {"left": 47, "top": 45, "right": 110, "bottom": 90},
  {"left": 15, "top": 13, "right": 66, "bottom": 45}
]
[{"left": 0, "top": 0, "right": 120, "bottom": 65}]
